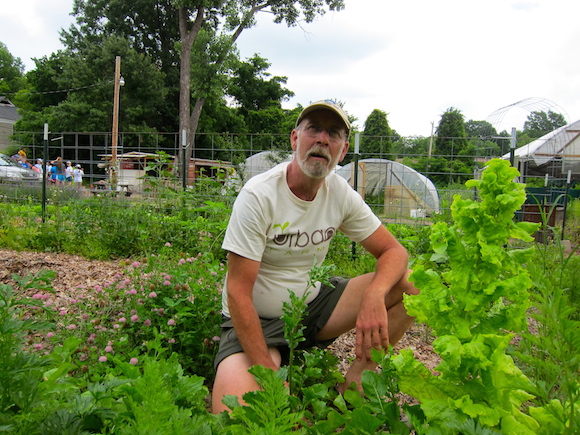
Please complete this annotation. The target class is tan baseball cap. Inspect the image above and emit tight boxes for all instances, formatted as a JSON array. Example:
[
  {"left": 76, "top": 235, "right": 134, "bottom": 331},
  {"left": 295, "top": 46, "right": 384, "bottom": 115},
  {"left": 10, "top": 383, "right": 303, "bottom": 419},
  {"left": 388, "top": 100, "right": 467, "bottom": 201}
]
[{"left": 295, "top": 100, "right": 350, "bottom": 135}]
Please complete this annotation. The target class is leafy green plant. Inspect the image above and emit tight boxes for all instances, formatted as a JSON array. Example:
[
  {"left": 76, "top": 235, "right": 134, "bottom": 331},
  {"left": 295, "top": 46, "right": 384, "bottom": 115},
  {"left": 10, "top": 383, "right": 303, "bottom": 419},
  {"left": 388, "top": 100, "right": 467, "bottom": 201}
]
[
  {"left": 510, "top": 205, "right": 580, "bottom": 432},
  {"left": 393, "top": 159, "right": 555, "bottom": 432},
  {"left": 30, "top": 251, "right": 224, "bottom": 383}
]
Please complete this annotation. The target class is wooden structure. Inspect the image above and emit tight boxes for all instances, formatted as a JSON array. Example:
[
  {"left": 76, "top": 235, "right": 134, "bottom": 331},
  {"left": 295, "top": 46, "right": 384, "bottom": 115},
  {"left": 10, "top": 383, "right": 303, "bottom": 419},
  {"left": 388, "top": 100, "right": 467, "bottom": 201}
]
[{"left": 98, "top": 152, "right": 231, "bottom": 192}]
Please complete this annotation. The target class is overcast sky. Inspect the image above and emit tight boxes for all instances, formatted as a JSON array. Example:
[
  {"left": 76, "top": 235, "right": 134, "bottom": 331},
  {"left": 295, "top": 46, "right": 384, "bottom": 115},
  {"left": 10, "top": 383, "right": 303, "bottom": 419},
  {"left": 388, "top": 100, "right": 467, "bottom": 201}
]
[{"left": 2, "top": 0, "right": 579, "bottom": 136}]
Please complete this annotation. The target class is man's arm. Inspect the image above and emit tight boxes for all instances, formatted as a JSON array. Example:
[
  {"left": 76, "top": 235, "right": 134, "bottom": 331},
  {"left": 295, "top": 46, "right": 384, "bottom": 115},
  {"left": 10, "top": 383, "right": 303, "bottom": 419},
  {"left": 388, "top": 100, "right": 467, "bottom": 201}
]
[
  {"left": 226, "top": 252, "right": 279, "bottom": 371},
  {"left": 356, "top": 224, "right": 410, "bottom": 362}
]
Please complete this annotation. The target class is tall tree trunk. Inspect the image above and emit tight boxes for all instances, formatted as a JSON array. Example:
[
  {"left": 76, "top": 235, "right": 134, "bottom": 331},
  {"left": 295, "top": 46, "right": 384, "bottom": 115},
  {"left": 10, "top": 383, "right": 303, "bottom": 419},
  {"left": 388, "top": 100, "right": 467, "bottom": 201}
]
[
  {"left": 178, "top": 6, "right": 204, "bottom": 184},
  {"left": 179, "top": 3, "right": 269, "bottom": 180}
]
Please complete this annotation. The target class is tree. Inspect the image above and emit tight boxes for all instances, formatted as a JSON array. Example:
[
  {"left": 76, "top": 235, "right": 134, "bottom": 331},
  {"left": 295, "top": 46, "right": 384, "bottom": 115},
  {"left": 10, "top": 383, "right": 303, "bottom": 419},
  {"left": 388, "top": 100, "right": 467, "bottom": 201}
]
[
  {"left": 228, "top": 54, "right": 293, "bottom": 114},
  {"left": 523, "top": 110, "right": 567, "bottom": 138},
  {"left": 362, "top": 109, "right": 392, "bottom": 158},
  {"left": 465, "top": 119, "right": 501, "bottom": 157},
  {"left": 63, "top": 0, "right": 182, "bottom": 131},
  {"left": 177, "top": 0, "right": 346, "bottom": 167},
  {"left": 464, "top": 120, "right": 497, "bottom": 139},
  {"left": 16, "top": 36, "right": 166, "bottom": 134},
  {"left": 0, "top": 42, "right": 25, "bottom": 95},
  {"left": 228, "top": 54, "right": 294, "bottom": 133},
  {"left": 62, "top": 0, "right": 346, "bottom": 173},
  {"left": 431, "top": 108, "right": 474, "bottom": 185}
]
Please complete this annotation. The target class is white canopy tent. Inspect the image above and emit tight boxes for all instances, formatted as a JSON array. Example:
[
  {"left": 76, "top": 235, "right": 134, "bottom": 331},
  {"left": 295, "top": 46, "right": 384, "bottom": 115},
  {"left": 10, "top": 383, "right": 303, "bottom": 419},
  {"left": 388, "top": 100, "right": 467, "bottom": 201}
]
[
  {"left": 335, "top": 159, "right": 440, "bottom": 217},
  {"left": 502, "top": 119, "right": 580, "bottom": 177}
]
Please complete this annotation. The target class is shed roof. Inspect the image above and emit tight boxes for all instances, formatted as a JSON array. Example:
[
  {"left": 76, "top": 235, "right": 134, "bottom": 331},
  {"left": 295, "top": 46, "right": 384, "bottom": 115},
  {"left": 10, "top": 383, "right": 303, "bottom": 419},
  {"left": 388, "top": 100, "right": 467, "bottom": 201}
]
[{"left": 0, "top": 97, "right": 20, "bottom": 123}]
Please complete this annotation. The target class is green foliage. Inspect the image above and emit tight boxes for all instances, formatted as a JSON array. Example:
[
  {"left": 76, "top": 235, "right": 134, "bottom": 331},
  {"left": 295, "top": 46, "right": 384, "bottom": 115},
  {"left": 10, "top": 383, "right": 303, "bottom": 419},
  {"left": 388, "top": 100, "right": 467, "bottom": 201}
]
[
  {"left": 510, "top": 208, "right": 580, "bottom": 433},
  {"left": 228, "top": 54, "right": 294, "bottom": 128},
  {"left": 0, "top": 192, "right": 231, "bottom": 261},
  {"left": 0, "top": 42, "right": 26, "bottom": 95},
  {"left": 362, "top": 109, "right": 393, "bottom": 157},
  {"left": 435, "top": 107, "right": 469, "bottom": 156},
  {"left": 523, "top": 110, "right": 567, "bottom": 139},
  {"left": 4, "top": 158, "right": 579, "bottom": 432},
  {"left": 394, "top": 159, "right": 556, "bottom": 432},
  {"left": 0, "top": 271, "right": 56, "bottom": 430}
]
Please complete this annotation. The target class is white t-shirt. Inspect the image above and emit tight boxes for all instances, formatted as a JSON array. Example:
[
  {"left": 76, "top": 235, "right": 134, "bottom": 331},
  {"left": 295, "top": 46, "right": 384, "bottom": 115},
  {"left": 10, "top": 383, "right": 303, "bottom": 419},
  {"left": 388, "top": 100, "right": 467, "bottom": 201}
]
[
  {"left": 73, "top": 168, "right": 84, "bottom": 183},
  {"left": 221, "top": 162, "right": 381, "bottom": 319}
]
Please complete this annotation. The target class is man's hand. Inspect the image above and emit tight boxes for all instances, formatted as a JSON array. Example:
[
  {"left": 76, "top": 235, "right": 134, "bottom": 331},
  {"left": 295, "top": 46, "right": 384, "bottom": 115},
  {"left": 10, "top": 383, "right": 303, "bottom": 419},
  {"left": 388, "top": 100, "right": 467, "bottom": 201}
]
[{"left": 355, "top": 291, "right": 389, "bottom": 362}]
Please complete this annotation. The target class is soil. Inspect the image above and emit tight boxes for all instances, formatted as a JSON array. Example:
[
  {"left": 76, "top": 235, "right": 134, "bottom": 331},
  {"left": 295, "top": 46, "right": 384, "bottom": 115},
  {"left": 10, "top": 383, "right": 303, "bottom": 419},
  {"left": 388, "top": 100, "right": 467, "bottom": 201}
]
[{"left": 0, "top": 248, "right": 438, "bottom": 401}]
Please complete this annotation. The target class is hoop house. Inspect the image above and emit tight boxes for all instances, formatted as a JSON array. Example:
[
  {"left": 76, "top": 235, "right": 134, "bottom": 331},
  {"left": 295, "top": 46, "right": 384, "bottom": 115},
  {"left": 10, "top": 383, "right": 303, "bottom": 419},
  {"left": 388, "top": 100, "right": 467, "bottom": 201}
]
[
  {"left": 502, "top": 119, "right": 580, "bottom": 177},
  {"left": 335, "top": 159, "right": 440, "bottom": 217},
  {"left": 237, "top": 151, "right": 293, "bottom": 182}
]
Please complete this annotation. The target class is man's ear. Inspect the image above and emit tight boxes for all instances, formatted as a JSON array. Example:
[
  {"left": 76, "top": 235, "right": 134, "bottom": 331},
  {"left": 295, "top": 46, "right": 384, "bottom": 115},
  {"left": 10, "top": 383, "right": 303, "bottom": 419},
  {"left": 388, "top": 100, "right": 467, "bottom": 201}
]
[
  {"left": 290, "top": 129, "right": 298, "bottom": 151},
  {"left": 339, "top": 141, "right": 349, "bottom": 162}
]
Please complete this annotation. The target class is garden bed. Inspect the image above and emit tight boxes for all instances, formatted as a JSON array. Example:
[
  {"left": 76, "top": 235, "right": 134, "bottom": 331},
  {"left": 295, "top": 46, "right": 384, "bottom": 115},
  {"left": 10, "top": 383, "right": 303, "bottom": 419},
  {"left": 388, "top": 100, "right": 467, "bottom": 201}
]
[{"left": 0, "top": 248, "right": 439, "bottom": 400}]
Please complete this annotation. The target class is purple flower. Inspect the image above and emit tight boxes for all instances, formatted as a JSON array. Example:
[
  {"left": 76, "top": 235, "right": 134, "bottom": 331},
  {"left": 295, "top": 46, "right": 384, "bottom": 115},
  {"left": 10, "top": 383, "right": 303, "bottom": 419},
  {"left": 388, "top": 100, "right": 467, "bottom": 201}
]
[
  {"left": 131, "top": 314, "right": 139, "bottom": 322},
  {"left": 163, "top": 280, "right": 171, "bottom": 286},
  {"left": 46, "top": 332, "right": 54, "bottom": 339},
  {"left": 131, "top": 261, "right": 141, "bottom": 268},
  {"left": 167, "top": 319, "right": 176, "bottom": 326},
  {"left": 99, "top": 356, "right": 107, "bottom": 362},
  {"left": 143, "top": 319, "right": 151, "bottom": 326},
  {"left": 149, "top": 292, "right": 157, "bottom": 298},
  {"left": 168, "top": 338, "right": 175, "bottom": 344},
  {"left": 67, "top": 324, "right": 77, "bottom": 330},
  {"left": 129, "top": 357, "right": 138, "bottom": 365},
  {"left": 105, "top": 345, "right": 113, "bottom": 353},
  {"left": 165, "top": 242, "right": 171, "bottom": 247}
]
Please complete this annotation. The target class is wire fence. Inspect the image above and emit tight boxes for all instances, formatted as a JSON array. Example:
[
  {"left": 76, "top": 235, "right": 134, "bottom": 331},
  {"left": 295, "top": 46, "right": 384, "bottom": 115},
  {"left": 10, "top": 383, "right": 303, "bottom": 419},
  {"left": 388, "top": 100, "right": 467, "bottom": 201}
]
[{"left": 2, "top": 131, "right": 576, "bottom": 232}]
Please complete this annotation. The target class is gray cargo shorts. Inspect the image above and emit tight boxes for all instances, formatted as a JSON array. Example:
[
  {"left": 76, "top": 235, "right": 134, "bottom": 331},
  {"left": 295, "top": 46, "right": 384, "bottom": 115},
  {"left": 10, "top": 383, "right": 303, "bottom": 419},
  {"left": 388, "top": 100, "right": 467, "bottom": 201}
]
[{"left": 214, "top": 276, "right": 350, "bottom": 369}]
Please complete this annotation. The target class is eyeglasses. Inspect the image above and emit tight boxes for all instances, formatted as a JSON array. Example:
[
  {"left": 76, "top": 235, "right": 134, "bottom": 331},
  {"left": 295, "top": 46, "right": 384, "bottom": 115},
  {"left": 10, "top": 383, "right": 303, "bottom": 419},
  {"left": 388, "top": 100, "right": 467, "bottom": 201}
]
[{"left": 301, "top": 123, "right": 345, "bottom": 142}]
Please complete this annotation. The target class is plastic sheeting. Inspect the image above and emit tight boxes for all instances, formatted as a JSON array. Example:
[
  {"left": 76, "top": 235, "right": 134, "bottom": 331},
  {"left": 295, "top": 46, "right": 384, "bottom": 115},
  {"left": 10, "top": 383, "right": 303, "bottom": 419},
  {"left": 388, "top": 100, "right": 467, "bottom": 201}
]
[
  {"left": 502, "top": 119, "right": 580, "bottom": 175},
  {"left": 335, "top": 159, "right": 440, "bottom": 215},
  {"left": 236, "top": 151, "right": 293, "bottom": 182}
]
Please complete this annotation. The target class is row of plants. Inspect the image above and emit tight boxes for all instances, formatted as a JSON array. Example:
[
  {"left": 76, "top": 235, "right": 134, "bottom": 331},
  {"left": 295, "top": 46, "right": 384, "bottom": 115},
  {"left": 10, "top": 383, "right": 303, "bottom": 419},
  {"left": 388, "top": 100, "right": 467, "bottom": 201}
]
[{"left": 1, "top": 159, "right": 579, "bottom": 433}]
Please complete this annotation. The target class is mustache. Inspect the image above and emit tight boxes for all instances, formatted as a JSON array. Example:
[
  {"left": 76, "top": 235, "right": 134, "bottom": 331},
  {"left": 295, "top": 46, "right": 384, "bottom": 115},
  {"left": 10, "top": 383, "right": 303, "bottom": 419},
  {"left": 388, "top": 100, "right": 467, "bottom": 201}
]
[{"left": 306, "top": 146, "right": 331, "bottom": 161}]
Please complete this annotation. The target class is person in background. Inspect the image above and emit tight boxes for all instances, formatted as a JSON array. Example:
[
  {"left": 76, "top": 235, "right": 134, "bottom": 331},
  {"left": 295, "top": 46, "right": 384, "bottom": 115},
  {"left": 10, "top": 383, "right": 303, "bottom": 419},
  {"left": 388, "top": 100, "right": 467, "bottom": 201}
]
[
  {"left": 32, "top": 158, "right": 42, "bottom": 174},
  {"left": 50, "top": 157, "right": 66, "bottom": 186},
  {"left": 65, "top": 161, "right": 74, "bottom": 186},
  {"left": 19, "top": 157, "right": 32, "bottom": 169},
  {"left": 73, "top": 164, "right": 84, "bottom": 189},
  {"left": 211, "top": 100, "right": 419, "bottom": 414}
]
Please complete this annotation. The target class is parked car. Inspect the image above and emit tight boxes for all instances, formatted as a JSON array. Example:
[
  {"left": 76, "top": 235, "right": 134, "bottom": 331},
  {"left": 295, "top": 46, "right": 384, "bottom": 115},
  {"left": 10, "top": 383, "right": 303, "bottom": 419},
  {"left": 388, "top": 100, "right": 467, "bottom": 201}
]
[{"left": 0, "top": 153, "right": 42, "bottom": 184}]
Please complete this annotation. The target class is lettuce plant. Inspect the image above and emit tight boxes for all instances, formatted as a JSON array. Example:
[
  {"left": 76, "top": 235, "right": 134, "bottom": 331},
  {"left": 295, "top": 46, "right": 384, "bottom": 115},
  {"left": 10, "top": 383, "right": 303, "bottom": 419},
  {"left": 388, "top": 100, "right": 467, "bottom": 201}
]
[{"left": 392, "top": 159, "right": 558, "bottom": 433}]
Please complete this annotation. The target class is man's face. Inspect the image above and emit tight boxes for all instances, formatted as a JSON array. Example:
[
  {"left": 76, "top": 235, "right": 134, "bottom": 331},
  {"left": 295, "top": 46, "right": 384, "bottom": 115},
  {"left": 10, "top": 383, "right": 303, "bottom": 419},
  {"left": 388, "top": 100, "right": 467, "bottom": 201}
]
[{"left": 292, "top": 110, "right": 349, "bottom": 179}]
